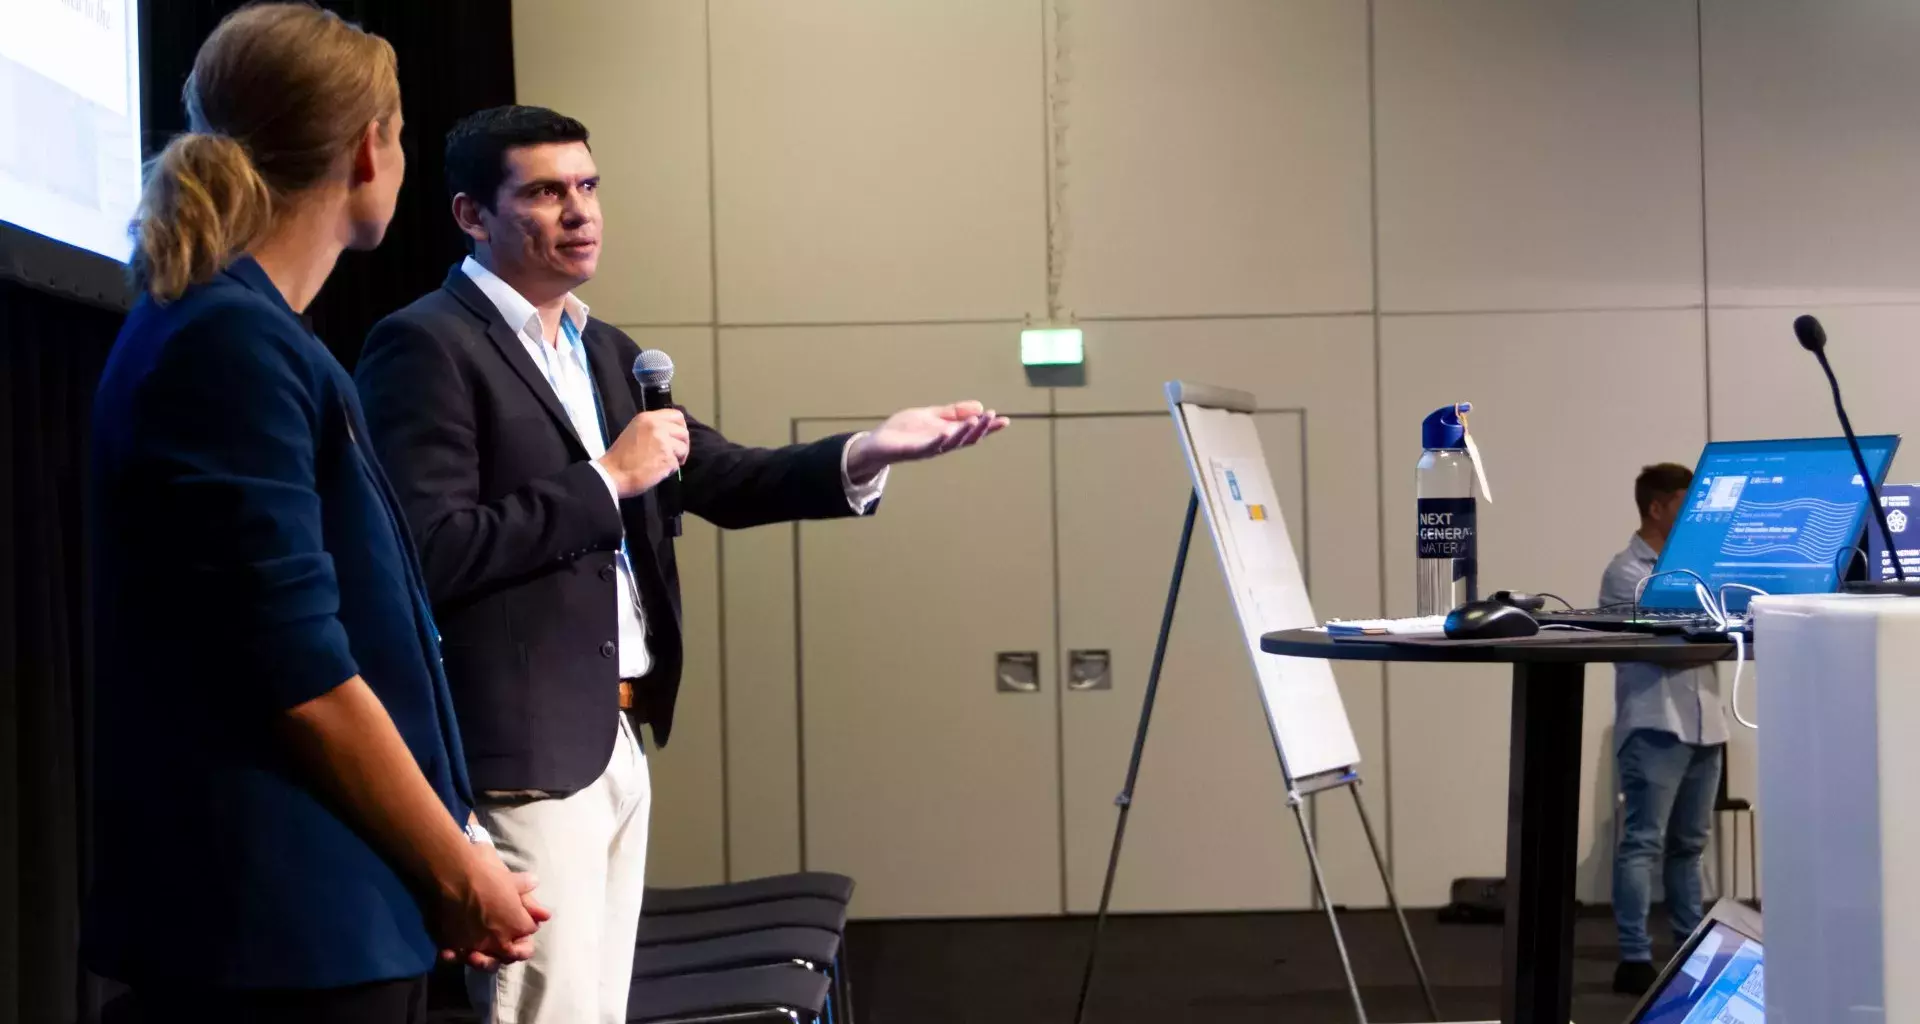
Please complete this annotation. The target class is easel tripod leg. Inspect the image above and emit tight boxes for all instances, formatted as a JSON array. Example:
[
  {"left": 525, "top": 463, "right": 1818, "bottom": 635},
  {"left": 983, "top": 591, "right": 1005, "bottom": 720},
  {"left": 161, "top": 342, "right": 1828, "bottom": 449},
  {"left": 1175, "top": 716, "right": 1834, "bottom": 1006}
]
[
  {"left": 1295, "top": 799, "right": 1369, "bottom": 1024},
  {"left": 1351, "top": 782, "right": 1441, "bottom": 1021},
  {"left": 1071, "top": 491, "right": 1200, "bottom": 1024}
]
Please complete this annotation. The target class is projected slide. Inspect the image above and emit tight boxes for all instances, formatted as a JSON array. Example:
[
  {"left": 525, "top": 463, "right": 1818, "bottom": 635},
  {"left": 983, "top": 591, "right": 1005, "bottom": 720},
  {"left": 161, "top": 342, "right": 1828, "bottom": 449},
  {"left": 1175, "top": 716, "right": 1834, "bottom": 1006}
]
[{"left": 0, "top": 0, "right": 143, "bottom": 262}]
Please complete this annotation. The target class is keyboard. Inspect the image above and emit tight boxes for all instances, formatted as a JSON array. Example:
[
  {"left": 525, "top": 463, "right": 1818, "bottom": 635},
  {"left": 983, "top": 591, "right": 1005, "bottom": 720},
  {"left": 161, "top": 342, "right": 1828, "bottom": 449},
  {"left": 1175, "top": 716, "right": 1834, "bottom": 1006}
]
[{"left": 1533, "top": 607, "right": 1714, "bottom": 634}]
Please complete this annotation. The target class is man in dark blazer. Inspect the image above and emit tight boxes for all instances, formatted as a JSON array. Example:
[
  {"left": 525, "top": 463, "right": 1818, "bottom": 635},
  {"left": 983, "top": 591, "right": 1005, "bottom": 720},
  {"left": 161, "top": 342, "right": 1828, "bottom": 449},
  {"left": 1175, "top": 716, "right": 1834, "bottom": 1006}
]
[{"left": 354, "top": 105, "right": 1006, "bottom": 1024}]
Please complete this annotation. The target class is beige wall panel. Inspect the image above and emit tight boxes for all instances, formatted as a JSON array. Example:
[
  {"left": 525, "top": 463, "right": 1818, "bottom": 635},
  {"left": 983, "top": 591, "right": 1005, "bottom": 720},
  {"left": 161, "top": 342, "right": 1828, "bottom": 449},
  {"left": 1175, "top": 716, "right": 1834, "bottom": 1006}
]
[
  {"left": 514, "top": 0, "right": 714, "bottom": 325},
  {"left": 1702, "top": 0, "right": 1920, "bottom": 307},
  {"left": 1374, "top": 0, "right": 1703, "bottom": 313},
  {"left": 1709, "top": 306, "right": 1920, "bottom": 480},
  {"left": 709, "top": 0, "right": 1047, "bottom": 324},
  {"left": 1060, "top": 0, "right": 1372, "bottom": 317},
  {"left": 797, "top": 419, "right": 1059, "bottom": 918},
  {"left": 717, "top": 324, "right": 1051, "bottom": 881}
]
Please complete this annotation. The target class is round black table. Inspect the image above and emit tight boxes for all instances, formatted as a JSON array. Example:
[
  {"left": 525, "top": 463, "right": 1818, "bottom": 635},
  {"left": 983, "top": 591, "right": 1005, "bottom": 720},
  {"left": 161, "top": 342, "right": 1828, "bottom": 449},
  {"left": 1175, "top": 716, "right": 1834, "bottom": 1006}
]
[{"left": 1260, "top": 629, "right": 1736, "bottom": 1024}]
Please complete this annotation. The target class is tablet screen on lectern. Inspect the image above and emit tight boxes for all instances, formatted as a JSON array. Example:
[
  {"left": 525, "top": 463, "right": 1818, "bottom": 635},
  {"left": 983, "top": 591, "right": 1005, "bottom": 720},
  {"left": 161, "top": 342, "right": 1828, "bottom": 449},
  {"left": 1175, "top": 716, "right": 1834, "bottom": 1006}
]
[
  {"left": 1627, "top": 918, "right": 1764, "bottom": 1024},
  {"left": 1642, "top": 435, "right": 1898, "bottom": 613}
]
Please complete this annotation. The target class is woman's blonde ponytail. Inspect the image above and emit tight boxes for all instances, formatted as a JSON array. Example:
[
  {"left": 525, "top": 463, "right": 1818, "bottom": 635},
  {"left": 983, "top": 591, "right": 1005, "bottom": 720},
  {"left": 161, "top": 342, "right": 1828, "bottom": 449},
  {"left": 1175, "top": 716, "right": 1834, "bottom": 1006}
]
[
  {"left": 128, "top": 3, "right": 399, "bottom": 302},
  {"left": 132, "top": 133, "right": 271, "bottom": 302}
]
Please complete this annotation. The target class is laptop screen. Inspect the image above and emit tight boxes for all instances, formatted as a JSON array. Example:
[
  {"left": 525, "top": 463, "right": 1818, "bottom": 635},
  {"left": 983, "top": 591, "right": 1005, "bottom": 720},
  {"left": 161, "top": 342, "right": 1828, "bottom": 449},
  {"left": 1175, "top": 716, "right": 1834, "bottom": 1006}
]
[
  {"left": 1642, "top": 435, "right": 1899, "bottom": 612},
  {"left": 1628, "top": 919, "right": 1764, "bottom": 1024}
]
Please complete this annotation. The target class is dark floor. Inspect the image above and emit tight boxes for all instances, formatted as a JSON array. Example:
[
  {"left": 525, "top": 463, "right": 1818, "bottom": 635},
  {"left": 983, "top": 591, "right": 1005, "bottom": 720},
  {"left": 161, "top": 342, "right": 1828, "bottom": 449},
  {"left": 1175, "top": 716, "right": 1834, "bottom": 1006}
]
[{"left": 843, "top": 907, "right": 1673, "bottom": 1024}]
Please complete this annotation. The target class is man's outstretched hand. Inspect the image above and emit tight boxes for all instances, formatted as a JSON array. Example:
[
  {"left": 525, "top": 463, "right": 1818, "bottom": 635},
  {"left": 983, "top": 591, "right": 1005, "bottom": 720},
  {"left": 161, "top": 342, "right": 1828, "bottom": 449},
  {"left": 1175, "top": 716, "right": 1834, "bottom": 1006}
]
[{"left": 845, "top": 401, "right": 1009, "bottom": 483}]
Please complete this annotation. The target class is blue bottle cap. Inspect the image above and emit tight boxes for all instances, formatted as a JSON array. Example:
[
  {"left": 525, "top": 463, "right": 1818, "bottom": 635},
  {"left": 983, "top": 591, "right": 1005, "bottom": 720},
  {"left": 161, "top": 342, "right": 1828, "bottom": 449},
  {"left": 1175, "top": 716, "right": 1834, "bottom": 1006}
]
[{"left": 1422, "top": 403, "right": 1472, "bottom": 451}]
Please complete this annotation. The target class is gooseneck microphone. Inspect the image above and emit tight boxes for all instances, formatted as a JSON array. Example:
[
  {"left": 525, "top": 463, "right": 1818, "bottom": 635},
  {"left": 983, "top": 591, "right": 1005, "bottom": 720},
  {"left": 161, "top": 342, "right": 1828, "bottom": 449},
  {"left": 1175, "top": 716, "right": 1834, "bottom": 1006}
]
[
  {"left": 1795, "top": 314, "right": 1905, "bottom": 582},
  {"left": 632, "top": 349, "right": 683, "bottom": 536}
]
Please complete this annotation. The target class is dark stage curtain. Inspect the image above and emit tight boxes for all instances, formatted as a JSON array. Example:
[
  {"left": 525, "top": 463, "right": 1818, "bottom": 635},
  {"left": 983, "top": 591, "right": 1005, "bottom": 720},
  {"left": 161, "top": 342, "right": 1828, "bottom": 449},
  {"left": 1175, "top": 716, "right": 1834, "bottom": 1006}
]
[
  {"left": 143, "top": 0, "right": 516, "bottom": 370},
  {"left": 2, "top": 4, "right": 513, "bottom": 1021},
  {"left": 1, "top": 277, "right": 117, "bottom": 1024}
]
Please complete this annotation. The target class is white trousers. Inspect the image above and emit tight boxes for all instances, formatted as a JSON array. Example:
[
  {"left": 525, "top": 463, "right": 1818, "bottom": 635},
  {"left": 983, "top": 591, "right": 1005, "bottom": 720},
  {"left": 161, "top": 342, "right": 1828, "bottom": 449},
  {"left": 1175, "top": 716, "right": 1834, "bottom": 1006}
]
[{"left": 470, "top": 712, "right": 651, "bottom": 1024}]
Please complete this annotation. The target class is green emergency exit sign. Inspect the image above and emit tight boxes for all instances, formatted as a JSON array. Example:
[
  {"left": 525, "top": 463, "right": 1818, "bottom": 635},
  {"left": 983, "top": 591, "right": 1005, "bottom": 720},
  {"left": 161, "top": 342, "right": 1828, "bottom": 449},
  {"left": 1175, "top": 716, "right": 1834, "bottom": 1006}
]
[{"left": 1020, "top": 327, "right": 1084, "bottom": 366}]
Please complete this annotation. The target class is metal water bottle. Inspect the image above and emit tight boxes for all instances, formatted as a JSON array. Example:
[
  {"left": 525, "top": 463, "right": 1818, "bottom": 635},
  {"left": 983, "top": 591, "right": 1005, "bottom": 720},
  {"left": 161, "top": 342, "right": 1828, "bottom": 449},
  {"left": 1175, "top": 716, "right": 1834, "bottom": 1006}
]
[{"left": 1416, "top": 403, "right": 1477, "bottom": 615}]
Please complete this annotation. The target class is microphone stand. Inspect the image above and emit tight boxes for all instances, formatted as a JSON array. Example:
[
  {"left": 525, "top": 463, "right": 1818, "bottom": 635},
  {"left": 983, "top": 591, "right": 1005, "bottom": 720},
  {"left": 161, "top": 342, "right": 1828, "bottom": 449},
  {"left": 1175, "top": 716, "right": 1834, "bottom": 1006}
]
[{"left": 1811, "top": 344, "right": 1920, "bottom": 595}]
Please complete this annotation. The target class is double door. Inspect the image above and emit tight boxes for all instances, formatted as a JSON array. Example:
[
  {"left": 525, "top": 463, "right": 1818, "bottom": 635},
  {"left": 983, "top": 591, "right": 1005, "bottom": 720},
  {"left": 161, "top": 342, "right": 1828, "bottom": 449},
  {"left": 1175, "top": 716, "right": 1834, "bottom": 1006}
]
[{"left": 794, "top": 412, "right": 1324, "bottom": 917}]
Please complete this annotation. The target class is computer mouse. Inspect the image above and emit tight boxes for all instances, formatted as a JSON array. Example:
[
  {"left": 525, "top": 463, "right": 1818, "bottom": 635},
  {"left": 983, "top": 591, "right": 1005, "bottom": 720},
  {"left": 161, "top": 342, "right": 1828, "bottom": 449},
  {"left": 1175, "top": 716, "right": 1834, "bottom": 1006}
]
[{"left": 1444, "top": 599, "right": 1540, "bottom": 640}]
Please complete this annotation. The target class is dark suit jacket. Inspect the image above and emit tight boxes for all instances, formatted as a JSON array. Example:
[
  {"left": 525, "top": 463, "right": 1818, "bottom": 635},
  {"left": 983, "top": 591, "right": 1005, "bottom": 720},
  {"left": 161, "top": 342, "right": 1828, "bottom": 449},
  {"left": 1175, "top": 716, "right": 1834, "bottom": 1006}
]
[
  {"left": 85, "top": 257, "right": 472, "bottom": 988},
  {"left": 355, "top": 264, "right": 866, "bottom": 794}
]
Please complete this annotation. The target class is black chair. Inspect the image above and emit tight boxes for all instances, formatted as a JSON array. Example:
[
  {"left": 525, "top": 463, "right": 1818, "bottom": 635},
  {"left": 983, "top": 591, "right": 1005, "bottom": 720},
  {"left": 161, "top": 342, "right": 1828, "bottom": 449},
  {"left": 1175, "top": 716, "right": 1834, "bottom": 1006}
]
[
  {"left": 635, "top": 895, "right": 855, "bottom": 1024},
  {"left": 1713, "top": 755, "right": 1758, "bottom": 904},
  {"left": 643, "top": 872, "right": 854, "bottom": 915},
  {"left": 632, "top": 927, "right": 841, "bottom": 981},
  {"left": 628, "top": 964, "right": 830, "bottom": 1024},
  {"left": 635, "top": 897, "right": 849, "bottom": 947},
  {"left": 642, "top": 872, "right": 859, "bottom": 1023}
]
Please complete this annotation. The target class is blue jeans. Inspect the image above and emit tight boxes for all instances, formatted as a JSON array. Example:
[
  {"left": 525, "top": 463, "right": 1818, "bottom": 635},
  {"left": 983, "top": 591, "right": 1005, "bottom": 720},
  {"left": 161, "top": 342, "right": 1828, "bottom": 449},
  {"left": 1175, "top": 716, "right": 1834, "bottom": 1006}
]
[{"left": 1613, "top": 729, "right": 1723, "bottom": 962}]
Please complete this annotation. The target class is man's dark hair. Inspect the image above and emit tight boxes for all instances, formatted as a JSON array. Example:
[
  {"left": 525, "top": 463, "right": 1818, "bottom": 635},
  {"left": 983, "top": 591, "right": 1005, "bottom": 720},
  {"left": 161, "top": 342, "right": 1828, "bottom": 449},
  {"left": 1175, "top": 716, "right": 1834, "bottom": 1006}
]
[
  {"left": 1634, "top": 462, "right": 1693, "bottom": 518},
  {"left": 444, "top": 105, "right": 591, "bottom": 210}
]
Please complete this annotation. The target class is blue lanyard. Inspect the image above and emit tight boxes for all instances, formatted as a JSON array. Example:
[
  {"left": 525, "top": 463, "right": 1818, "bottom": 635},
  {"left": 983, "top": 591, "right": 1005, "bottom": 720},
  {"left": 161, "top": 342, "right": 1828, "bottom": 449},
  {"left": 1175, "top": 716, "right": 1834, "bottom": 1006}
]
[
  {"left": 543, "top": 313, "right": 605, "bottom": 441},
  {"left": 549, "top": 315, "right": 640, "bottom": 594}
]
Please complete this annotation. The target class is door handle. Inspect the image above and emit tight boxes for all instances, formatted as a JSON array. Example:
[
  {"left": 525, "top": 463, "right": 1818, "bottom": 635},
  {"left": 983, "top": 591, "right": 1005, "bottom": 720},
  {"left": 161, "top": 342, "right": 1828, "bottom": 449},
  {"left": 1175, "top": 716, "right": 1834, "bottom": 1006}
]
[
  {"left": 996, "top": 651, "right": 1040, "bottom": 693},
  {"left": 1067, "top": 649, "right": 1111, "bottom": 691}
]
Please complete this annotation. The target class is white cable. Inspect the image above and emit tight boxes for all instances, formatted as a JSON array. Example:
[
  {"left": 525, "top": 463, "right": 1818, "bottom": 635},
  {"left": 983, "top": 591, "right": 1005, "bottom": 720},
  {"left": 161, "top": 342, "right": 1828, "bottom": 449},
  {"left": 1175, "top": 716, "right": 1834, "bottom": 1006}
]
[
  {"left": 1717, "top": 582, "right": 1769, "bottom": 621},
  {"left": 1635, "top": 571, "right": 1759, "bottom": 729},
  {"left": 1633, "top": 568, "right": 1715, "bottom": 618},
  {"left": 1634, "top": 569, "right": 1772, "bottom": 629},
  {"left": 1730, "top": 630, "right": 1757, "bottom": 730},
  {"left": 1692, "top": 582, "right": 1728, "bottom": 629}
]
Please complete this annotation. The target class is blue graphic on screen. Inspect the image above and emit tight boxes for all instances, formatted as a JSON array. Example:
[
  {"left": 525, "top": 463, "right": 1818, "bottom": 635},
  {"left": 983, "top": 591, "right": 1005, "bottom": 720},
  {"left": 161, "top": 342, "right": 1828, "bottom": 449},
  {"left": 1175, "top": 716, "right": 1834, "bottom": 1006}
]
[
  {"left": 1630, "top": 922, "right": 1763, "bottom": 1024},
  {"left": 1643, "top": 436, "right": 1898, "bottom": 612}
]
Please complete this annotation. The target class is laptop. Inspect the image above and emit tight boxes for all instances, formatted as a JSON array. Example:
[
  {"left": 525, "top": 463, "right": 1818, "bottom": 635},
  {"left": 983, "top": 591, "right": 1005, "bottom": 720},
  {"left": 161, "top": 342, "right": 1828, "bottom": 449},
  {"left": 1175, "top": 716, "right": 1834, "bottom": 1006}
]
[
  {"left": 1619, "top": 898, "right": 1764, "bottom": 1024},
  {"left": 1538, "top": 435, "right": 1899, "bottom": 632}
]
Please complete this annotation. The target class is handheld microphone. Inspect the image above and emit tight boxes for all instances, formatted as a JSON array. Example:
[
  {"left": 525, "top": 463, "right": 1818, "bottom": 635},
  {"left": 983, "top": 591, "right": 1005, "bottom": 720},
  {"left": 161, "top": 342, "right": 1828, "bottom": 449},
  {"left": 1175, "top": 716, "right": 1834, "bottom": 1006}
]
[
  {"left": 632, "top": 349, "right": 683, "bottom": 536},
  {"left": 1795, "top": 314, "right": 1906, "bottom": 583}
]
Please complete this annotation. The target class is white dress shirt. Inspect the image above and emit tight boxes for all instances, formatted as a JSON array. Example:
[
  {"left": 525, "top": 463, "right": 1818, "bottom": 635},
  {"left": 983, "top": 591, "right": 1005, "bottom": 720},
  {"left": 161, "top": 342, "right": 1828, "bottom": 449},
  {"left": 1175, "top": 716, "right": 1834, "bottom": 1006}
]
[{"left": 460, "top": 257, "right": 886, "bottom": 679}]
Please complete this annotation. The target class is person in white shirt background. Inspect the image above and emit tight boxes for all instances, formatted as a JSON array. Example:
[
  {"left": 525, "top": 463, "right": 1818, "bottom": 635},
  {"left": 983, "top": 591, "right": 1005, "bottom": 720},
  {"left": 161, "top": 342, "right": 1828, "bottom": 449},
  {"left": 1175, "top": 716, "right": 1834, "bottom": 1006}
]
[{"left": 1599, "top": 462, "right": 1729, "bottom": 996}]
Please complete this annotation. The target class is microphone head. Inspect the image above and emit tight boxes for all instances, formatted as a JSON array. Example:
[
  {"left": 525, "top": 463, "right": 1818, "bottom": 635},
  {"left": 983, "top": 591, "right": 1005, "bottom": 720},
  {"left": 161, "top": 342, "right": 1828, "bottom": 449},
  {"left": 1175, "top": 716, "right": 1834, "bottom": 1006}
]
[
  {"left": 1793, "top": 314, "right": 1827, "bottom": 353},
  {"left": 632, "top": 348, "right": 675, "bottom": 389}
]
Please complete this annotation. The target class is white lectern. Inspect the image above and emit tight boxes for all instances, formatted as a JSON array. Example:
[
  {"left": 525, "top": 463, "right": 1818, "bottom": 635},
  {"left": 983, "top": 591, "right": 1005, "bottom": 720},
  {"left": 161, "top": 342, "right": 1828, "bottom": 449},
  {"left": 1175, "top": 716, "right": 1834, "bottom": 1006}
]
[{"left": 1753, "top": 593, "right": 1920, "bottom": 1024}]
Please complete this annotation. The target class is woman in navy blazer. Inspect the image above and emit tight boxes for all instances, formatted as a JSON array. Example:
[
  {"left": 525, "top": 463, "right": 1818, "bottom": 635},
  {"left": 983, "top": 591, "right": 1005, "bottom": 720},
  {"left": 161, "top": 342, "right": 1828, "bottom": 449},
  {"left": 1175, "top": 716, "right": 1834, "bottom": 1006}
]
[{"left": 85, "top": 7, "right": 544, "bottom": 1021}]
